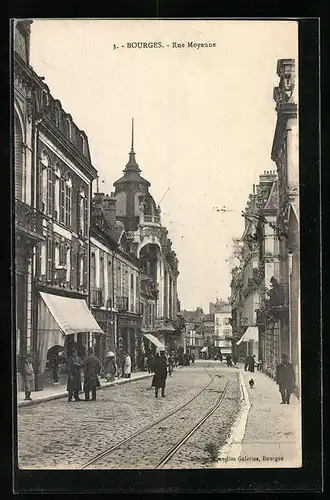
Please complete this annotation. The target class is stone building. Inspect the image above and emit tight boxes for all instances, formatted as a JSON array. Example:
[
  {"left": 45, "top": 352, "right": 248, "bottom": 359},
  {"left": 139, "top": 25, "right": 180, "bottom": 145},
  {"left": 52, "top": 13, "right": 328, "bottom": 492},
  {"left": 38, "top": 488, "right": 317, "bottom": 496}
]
[
  {"left": 231, "top": 171, "right": 279, "bottom": 365},
  {"left": 14, "top": 21, "right": 45, "bottom": 374},
  {"left": 112, "top": 121, "right": 181, "bottom": 353},
  {"left": 271, "top": 58, "right": 299, "bottom": 387},
  {"left": 14, "top": 20, "right": 103, "bottom": 387},
  {"left": 214, "top": 303, "right": 232, "bottom": 358},
  {"left": 90, "top": 193, "right": 142, "bottom": 368}
]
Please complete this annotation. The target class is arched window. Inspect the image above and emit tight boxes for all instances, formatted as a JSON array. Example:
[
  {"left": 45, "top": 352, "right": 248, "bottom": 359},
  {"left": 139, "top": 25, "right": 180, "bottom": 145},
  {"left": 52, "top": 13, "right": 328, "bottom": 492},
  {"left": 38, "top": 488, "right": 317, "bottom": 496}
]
[
  {"left": 66, "top": 118, "right": 71, "bottom": 139},
  {"left": 65, "top": 175, "right": 72, "bottom": 227},
  {"left": 14, "top": 114, "right": 24, "bottom": 200}
]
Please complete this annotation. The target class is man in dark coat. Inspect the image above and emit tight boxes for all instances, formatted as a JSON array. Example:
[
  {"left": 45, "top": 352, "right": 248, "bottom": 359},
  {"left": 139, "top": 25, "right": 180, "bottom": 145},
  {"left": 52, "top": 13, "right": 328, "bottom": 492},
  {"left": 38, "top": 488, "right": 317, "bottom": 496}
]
[
  {"left": 82, "top": 347, "right": 102, "bottom": 401},
  {"left": 248, "top": 355, "right": 256, "bottom": 373},
  {"left": 153, "top": 351, "right": 167, "bottom": 398},
  {"left": 276, "top": 353, "right": 296, "bottom": 404},
  {"left": 67, "top": 348, "right": 82, "bottom": 402}
]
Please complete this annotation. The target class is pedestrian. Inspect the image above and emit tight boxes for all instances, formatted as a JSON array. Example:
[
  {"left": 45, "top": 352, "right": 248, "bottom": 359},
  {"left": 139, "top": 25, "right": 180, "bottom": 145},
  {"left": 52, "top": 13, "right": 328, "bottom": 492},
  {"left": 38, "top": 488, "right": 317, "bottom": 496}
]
[
  {"left": 67, "top": 348, "right": 83, "bottom": 402},
  {"left": 143, "top": 355, "right": 148, "bottom": 371},
  {"left": 50, "top": 351, "right": 60, "bottom": 384},
  {"left": 103, "top": 351, "right": 116, "bottom": 382},
  {"left": 248, "top": 355, "right": 256, "bottom": 373},
  {"left": 244, "top": 355, "right": 250, "bottom": 371},
  {"left": 219, "top": 352, "right": 223, "bottom": 363},
  {"left": 153, "top": 351, "right": 167, "bottom": 398},
  {"left": 82, "top": 347, "right": 101, "bottom": 401},
  {"left": 22, "top": 353, "right": 35, "bottom": 401},
  {"left": 226, "top": 354, "right": 232, "bottom": 367},
  {"left": 168, "top": 353, "right": 174, "bottom": 376},
  {"left": 124, "top": 352, "right": 132, "bottom": 378},
  {"left": 276, "top": 353, "right": 296, "bottom": 404}
]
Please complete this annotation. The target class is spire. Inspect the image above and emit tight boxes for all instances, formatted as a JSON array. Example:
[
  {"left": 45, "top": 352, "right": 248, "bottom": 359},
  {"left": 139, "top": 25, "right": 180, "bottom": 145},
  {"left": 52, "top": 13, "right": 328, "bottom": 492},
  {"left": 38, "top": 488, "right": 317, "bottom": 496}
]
[
  {"left": 124, "top": 117, "right": 141, "bottom": 173},
  {"left": 131, "top": 117, "right": 134, "bottom": 152}
]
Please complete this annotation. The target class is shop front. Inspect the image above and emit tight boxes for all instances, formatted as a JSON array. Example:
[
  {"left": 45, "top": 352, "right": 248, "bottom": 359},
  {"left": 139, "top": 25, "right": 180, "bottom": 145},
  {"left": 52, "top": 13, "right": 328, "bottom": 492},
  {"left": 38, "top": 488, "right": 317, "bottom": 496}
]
[
  {"left": 36, "top": 291, "right": 105, "bottom": 387},
  {"left": 117, "top": 313, "right": 142, "bottom": 371}
]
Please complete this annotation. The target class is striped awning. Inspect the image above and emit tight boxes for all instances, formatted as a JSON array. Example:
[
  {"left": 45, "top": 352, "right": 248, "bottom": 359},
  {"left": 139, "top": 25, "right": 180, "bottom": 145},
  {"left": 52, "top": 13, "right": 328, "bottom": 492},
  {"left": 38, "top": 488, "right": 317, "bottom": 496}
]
[
  {"left": 201, "top": 346, "right": 208, "bottom": 353},
  {"left": 143, "top": 333, "right": 165, "bottom": 350},
  {"left": 39, "top": 292, "right": 105, "bottom": 335},
  {"left": 236, "top": 326, "right": 259, "bottom": 345}
]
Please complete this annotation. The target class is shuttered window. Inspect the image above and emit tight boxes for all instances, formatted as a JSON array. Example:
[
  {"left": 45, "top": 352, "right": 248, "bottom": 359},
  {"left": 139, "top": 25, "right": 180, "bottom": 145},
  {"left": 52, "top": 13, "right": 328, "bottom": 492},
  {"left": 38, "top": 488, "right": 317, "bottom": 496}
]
[
  {"left": 65, "top": 178, "right": 72, "bottom": 227},
  {"left": 14, "top": 115, "right": 23, "bottom": 200},
  {"left": 84, "top": 196, "right": 88, "bottom": 237},
  {"left": 46, "top": 237, "right": 54, "bottom": 281}
]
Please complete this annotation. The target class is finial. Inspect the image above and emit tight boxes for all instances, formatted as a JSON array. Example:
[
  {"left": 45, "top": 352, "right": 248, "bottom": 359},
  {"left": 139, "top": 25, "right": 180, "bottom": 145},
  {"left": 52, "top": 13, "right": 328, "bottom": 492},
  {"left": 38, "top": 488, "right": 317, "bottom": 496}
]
[{"left": 131, "top": 118, "right": 134, "bottom": 152}]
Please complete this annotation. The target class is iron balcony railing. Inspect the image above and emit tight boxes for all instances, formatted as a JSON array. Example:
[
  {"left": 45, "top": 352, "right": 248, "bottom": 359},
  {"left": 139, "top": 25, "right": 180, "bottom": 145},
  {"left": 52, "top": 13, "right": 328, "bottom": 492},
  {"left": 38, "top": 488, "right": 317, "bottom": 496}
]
[
  {"left": 116, "top": 296, "right": 129, "bottom": 313},
  {"left": 90, "top": 288, "right": 104, "bottom": 307},
  {"left": 15, "top": 198, "right": 44, "bottom": 238}
]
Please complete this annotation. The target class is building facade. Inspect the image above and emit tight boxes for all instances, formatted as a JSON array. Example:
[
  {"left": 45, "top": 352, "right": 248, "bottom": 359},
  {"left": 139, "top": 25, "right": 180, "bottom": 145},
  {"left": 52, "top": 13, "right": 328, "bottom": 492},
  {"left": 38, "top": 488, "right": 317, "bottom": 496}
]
[
  {"left": 90, "top": 192, "right": 142, "bottom": 368},
  {"left": 112, "top": 122, "right": 181, "bottom": 353},
  {"left": 14, "top": 20, "right": 103, "bottom": 387},
  {"left": 271, "top": 58, "right": 299, "bottom": 387},
  {"left": 214, "top": 304, "right": 232, "bottom": 357}
]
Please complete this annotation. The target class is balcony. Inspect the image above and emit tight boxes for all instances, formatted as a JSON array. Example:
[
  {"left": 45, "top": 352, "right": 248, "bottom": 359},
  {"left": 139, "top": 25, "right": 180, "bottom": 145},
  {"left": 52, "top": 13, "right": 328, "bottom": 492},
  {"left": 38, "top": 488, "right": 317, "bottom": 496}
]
[
  {"left": 140, "top": 214, "right": 161, "bottom": 225},
  {"left": 15, "top": 198, "right": 44, "bottom": 243},
  {"left": 269, "top": 283, "right": 289, "bottom": 309},
  {"left": 117, "top": 296, "right": 129, "bottom": 313},
  {"left": 91, "top": 288, "right": 103, "bottom": 307}
]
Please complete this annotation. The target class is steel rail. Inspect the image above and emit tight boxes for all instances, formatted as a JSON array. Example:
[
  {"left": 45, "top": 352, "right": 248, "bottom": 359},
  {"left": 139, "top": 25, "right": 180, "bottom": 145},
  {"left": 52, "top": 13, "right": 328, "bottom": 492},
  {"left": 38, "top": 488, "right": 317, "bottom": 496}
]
[
  {"left": 154, "top": 379, "right": 229, "bottom": 469},
  {"left": 80, "top": 367, "right": 216, "bottom": 469}
]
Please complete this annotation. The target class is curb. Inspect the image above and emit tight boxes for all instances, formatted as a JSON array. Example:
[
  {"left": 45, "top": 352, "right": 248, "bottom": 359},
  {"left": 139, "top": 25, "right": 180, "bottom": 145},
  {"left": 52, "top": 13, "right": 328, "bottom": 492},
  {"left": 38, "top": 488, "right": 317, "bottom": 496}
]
[
  {"left": 17, "top": 373, "right": 153, "bottom": 407},
  {"left": 215, "top": 370, "right": 251, "bottom": 468}
]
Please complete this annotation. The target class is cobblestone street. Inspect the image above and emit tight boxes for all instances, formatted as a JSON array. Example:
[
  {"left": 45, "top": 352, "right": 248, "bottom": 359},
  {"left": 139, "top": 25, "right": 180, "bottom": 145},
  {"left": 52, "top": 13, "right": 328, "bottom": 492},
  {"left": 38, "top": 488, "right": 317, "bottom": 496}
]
[{"left": 18, "top": 362, "right": 241, "bottom": 469}]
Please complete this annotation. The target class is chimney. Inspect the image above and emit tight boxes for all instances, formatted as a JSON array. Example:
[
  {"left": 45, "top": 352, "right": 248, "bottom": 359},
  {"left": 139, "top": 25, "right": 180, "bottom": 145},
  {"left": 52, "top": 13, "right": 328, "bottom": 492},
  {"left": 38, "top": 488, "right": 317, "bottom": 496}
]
[
  {"left": 102, "top": 192, "right": 117, "bottom": 227},
  {"left": 93, "top": 192, "right": 105, "bottom": 210}
]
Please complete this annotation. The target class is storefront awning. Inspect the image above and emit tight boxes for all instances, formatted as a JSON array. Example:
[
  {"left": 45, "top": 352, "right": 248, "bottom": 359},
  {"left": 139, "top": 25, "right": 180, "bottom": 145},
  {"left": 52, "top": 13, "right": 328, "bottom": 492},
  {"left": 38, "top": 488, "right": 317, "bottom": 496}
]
[
  {"left": 40, "top": 292, "right": 105, "bottom": 335},
  {"left": 236, "top": 326, "right": 259, "bottom": 345},
  {"left": 144, "top": 333, "right": 165, "bottom": 350},
  {"left": 201, "top": 346, "right": 208, "bottom": 352}
]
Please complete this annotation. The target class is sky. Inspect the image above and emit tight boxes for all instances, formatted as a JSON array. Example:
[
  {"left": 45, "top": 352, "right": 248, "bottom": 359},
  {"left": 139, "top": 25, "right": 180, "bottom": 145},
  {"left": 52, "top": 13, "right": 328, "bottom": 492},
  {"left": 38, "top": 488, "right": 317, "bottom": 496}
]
[{"left": 29, "top": 19, "right": 298, "bottom": 312}]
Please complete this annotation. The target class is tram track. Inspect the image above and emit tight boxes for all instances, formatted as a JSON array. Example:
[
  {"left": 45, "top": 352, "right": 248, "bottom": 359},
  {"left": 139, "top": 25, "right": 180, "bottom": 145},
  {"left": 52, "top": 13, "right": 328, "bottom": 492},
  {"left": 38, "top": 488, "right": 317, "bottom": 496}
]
[{"left": 80, "top": 365, "right": 229, "bottom": 470}]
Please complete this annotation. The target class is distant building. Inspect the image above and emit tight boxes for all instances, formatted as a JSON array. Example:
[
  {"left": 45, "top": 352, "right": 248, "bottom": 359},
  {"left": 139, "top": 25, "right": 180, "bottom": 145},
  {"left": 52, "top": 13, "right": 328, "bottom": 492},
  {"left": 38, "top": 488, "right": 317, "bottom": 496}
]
[{"left": 214, "top": 303, "right": 232, "bottom": 357}]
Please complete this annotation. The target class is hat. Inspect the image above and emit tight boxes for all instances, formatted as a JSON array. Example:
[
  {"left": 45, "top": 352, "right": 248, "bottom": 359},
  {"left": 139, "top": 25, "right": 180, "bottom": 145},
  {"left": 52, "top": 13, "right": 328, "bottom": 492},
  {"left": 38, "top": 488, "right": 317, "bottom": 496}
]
[{"left": 107, "top": 351, "right": 115, "bottom": 357}]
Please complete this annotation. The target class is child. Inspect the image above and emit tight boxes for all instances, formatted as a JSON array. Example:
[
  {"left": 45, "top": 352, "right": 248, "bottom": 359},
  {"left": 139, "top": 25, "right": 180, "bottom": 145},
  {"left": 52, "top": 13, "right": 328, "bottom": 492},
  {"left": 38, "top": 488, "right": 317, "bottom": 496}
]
[{"left": 23, "top": 353, "right": 35, "bottom": 401}]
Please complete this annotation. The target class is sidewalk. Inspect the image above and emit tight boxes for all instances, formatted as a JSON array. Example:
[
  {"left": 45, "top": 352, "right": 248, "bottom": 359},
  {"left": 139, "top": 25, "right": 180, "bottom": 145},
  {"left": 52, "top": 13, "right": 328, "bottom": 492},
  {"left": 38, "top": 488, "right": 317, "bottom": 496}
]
[
  {"left": 17, "top": 371, "right": 153, "bottom": 407},
  {"left": 217, "top": 366, "right": 301, "bottom": 468}
]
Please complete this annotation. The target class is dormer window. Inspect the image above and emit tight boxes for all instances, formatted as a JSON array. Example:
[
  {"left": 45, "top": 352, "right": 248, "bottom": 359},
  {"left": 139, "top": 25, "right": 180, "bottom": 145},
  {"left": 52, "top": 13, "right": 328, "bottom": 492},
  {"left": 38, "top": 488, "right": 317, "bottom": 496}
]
[{"left": 66, "top": 118, "right": 72, "bottom": 139}]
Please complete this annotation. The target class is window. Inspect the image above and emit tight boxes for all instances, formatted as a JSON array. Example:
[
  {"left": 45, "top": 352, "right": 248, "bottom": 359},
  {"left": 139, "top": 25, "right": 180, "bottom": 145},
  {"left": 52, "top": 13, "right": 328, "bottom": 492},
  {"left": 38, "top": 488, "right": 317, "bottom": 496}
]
[
  {"left": 77, "top": 189, "right": 88, "bottom": 237},
  {"left": 90, "top": 253, "right": 96, "bottom": 289},
  {"left": 131, "top": 274, "right": 134, "bottom": 289},
  {"left": 65, "top": 176, "right": 72, "bottom": 227},
  {"left": 107, "top": 260, "right": 112, "bottom": 300},
  {"left": 66, "top": 118, "right": 71, "bottom": 139},
  {"left": 100, "top": 256, "right": 105, "bottom": 291},
  {"left": 40, "top": 152, "right": 50, "bottom": 213},
  {"left": 47, "top": 163, "right": 54, "bottom": 217},
  {"left": 59, "top": 177, "right": 65, "bottom": 223},
  {"left": 54, "top": 165, "right": 61, "bottom": 221},
  {"left": 66, "top": 246, "right": 71, "bottom": 284},
  {"left": 59, "top": 240, "right": 66, "bottom": 265}
]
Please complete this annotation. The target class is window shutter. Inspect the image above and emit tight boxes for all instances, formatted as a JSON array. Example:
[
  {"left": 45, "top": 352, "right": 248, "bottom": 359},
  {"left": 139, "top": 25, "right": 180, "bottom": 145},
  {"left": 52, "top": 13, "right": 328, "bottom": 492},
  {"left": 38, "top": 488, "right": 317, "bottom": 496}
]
[
  {"left": 14, "top": 117, "right": 23, "bottom": 200},
  {"left": 59, "top": 178, "right": 65, "bottom": 222},
  {"left": 84, "top": 197, "right": 88, "bottom": 237},
  {"left": 77, "top": 193, "right": 81, "bottom": 234}
]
